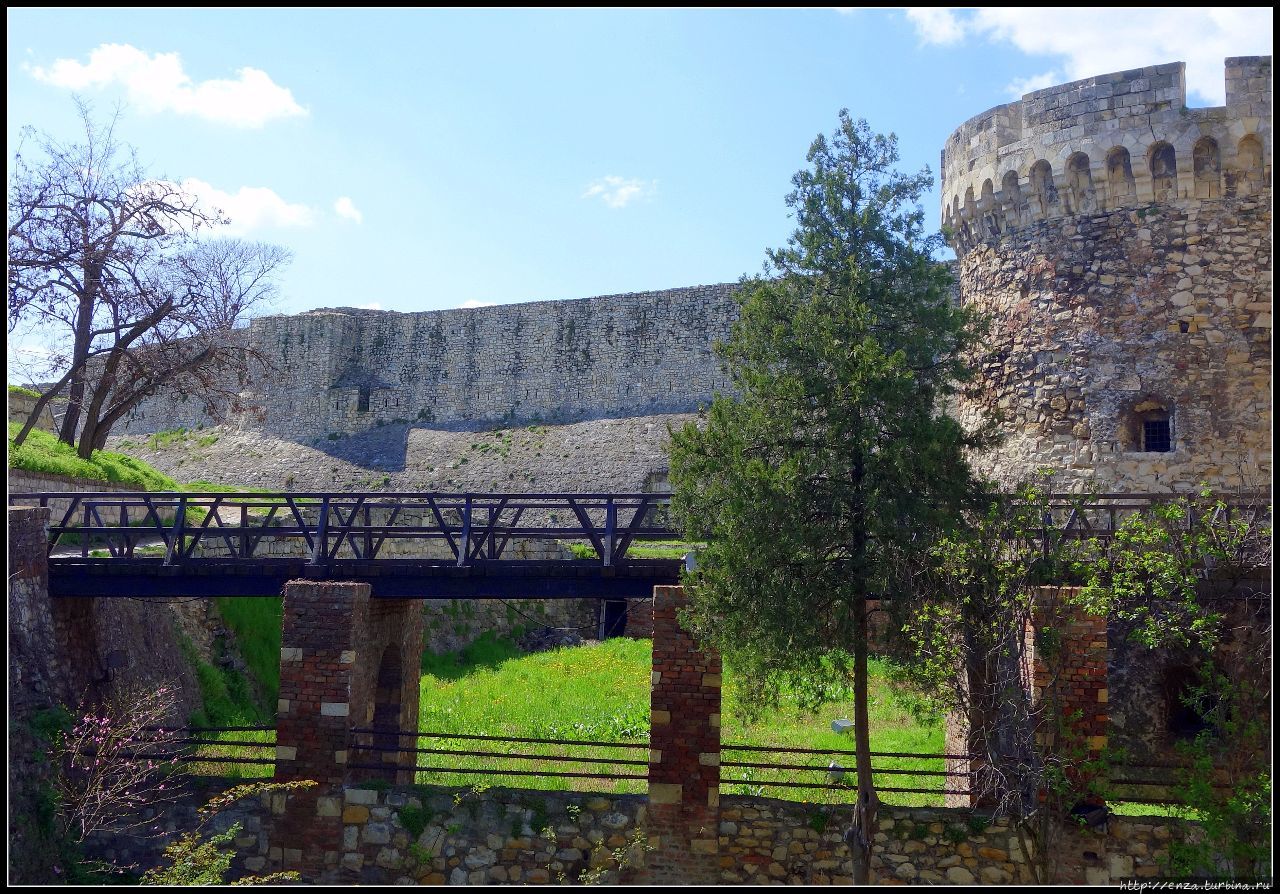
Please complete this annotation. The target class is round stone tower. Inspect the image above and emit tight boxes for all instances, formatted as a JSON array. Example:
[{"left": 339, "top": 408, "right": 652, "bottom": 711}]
[{"left": 941, "top": 57, "right": 1271, "bottom": 492}]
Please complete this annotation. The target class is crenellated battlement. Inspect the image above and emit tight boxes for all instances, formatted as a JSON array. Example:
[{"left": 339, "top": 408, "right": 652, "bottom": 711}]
[{"left": 941, "top": 57, "right": 1271, "bottom": 256}]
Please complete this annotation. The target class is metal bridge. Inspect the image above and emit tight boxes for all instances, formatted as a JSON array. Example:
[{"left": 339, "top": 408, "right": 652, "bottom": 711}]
[
  {"left": 9, "top": 490, "right": 1268, "bottom": 600},
  {"left": 12, "top": 491, "right": 682, "bottom": 599}
]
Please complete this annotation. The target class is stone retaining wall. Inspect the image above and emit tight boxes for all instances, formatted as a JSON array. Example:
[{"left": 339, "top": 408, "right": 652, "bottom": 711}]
[
  {"left": 226, "top": 783, "right": 1192, "bottom": 885},
  {"left": 8, "top": 469, "right": 162, "bottom": 527}
]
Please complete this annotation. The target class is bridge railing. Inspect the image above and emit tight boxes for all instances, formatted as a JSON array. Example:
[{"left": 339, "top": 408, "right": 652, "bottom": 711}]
[
  {"left": 9, "top": 491, "right": 680, "bottom": 567},
  {"left": 9, "top": 490, "right": 1268, "bottom": 567}
]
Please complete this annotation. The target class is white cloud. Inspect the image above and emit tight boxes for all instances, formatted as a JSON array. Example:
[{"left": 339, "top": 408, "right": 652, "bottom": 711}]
[
  {"left": 333, "top": 196, "right": 363, "bottom": 224},
  {"left": 1005, "top": 70, "right": 1063, "bottom": 98},
  {"left": 27, "top": 43, "right": 306, "bottom": 128},
  {"left": 179, "top": 178, "right": 315, "bottom": 234},
  {"left": 459, "top": 300, "right": 496, "bottom": 309},
  {"left": 582, "top": 176, "right": 656, "bottom": 209},
  {"left": 907, "top": 8, "right": 1273, "bottom": 104},
  {"left": 905, "top": 8, "right": 967, "bottom": 45}
]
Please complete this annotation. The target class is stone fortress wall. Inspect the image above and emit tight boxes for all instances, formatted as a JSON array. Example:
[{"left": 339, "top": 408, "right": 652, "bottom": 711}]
[
  {"left": 119, "top": 284, "right": 740, "bottom": 442},
  {"left": 942, "top": 56, "right": 1271, "bottom": 491},
  {"left": 117, "top": 58, "right": 1270, "bottom": 496}
]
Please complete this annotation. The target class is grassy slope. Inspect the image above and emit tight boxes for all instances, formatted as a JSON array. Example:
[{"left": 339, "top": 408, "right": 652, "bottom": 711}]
[{"left": 9, "top": 422, "right": 182, "bottom": 490}]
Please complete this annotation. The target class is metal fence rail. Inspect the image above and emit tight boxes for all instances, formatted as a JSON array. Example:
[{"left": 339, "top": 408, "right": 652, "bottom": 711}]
[
  {"left": 721, "top": 743, "right": 970, "bottom": 798},
  {"left": 347, "top": 727, "right": 650, "bottom": 783},
  {"left": 75, "top": 725, "right": 278, "bottom": 777}
]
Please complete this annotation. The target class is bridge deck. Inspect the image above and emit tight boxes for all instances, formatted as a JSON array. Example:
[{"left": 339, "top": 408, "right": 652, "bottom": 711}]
[{"left": 44, "top": 558, "right": 683, "bottom": 599}]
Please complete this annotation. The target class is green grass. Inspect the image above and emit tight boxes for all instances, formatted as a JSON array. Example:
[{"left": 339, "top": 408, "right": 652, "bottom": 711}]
[
  {"left": 178, "top": 615, "right": 280, "bottom": 780},
  {"left": 1108, "top": 801, "right": 1190, "bottom": 818},
  {"left": 215, "top": 597, "right": 284, "bottom": 708},
  {"left": 420, "top": 630, "right": 524, "bottom": 679},
  {"left": 567, "top": 539, "right": 699, "bottom": 561},
  {"left": 626, "top": 538, "right": 698, "bottom": 559},
  {"left": 9, "top": 422, "right": 181, "bottom": 490},
  {"left": 9, "top": 384, "right": 41, "bottom": 399},
  {"left": 414, "top": 639, "right": 945, "bottom": 804}
]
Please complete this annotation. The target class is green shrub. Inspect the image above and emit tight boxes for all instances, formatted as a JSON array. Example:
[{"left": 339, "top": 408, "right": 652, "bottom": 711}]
[{"left": 398, "top": 804, "right": 432, "bottom": 839}]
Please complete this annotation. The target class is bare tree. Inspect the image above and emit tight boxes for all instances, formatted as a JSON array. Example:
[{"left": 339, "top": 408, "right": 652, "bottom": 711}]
[
  {"left": 8, "top": 102, "right": 289, "bottom": 457},
  {"left": 52, "top": 684, "right": 188, "bottom": 845}
]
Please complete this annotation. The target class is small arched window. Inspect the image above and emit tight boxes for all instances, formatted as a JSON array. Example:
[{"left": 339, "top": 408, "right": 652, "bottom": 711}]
[
  {"left": 357, "top": 385, "right": 371, "bottom": 413},
  {"left": 1193, "top": 137, "right": 1221, "bottom": 199},
  {"left": 1066, "top": 152, "right": 1095, "bottom": 213},
  {"left": 1106, "top": 147, "right": 1135, "bottom": 204},
  {"left": 1029, "top": 160, "right": 1057, "bottom": 217},
  {"left": 980, "top": 179, "right": 998, "bottom": 236},
  {"left": 1231, "top": 135, "right": 1265, "bottom": 196},
  {"left": 1002, "top": 170, "right": 1023, "bottom": 209},
  {"left": 1149, "top": 142, "right": 1178, "bottom": 200}
]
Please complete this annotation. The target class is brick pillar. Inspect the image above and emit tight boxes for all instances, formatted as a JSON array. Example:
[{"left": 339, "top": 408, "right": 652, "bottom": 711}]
[
  {"left": 623, "top": 596, "right": 655, "bottom": 639},
  {"left": 1027, "top": 585, "right": 1109, "bottom": 800},
  {"left": 272, "top": 580, "right": 371, "bottom": 876},
  {"left": 945, "top": 586, "right": 1109, "bottom": 809},
  {"left": 645, "top": 585, "right": 721, "bottom": 884}
]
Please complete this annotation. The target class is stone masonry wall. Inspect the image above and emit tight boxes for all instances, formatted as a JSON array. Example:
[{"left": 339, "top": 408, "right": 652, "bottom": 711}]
[
  {"left": 226, "top": 783, "right": 1193, "bottom": 885},
  {"left": 941, "top": 58, "right": 1271, "bottom": 243},
  {"left": 119, "top": 283, "right": 740, "bottom": 440},
  {"left": 951, "top": 196, "right": 1271, "bottom": 492},
  {"left": 8, "top": 507, "right": 63, "bottom": 883},
  {"left": 8, "top": 390, "right": 57, "bottom": 432}
]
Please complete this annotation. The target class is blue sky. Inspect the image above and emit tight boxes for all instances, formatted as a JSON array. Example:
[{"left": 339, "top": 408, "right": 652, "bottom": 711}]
[{"left": 6, "top": 7, "right": 1273, "bottom": 333}]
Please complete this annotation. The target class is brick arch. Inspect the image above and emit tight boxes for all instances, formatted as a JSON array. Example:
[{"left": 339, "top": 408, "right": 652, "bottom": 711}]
[{"left": 362, "top": 642, "right": 406, "bottom": 782}]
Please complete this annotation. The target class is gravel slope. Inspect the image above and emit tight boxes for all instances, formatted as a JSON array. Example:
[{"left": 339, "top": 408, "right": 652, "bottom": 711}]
[{"left": 107, "top": 413, "right": 700, "bottom": 494}]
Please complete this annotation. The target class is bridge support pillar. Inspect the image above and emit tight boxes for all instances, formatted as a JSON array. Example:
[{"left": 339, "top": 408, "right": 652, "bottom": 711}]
[
  {"left": 270, "top": 580, "right": 425, "bottom": 878},
  {"left": 272, "top": 580, "right": 369, "bottom": 877},
  {"left": 644, "top": 585, "right": 721, "bottom": 884}
]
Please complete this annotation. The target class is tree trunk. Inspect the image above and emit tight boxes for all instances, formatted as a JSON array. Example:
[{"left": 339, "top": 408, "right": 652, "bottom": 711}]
[
  {"left": 846, "top": 442, "right": 879, "bottom": 884},
  {"left": 60, "top": 247, "right": 98, "bottom": 447},
  {"left": 849, "top": 597, "right": 880, "bottom": 883},
  {"left": 10, "top": 367, "right": 76, "bottom": 447}
]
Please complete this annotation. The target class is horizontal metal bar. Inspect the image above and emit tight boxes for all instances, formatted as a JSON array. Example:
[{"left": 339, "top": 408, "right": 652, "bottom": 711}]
[
  {"left": 722, "top": 744, "right": 968, "bottom": 760},
  {"left": 353, "top": 729, "right": 649, "bottom": 749},
  {"left": 721, "top": 761, "right": 969, "bottom": 777},
  {"left": 349, "top": 744, "right": 648, "bottom": 766},
  {"left": 364, "top": 765, "right": 648, "bottom": 781},
  {"left": 721, "top": 778, "right": 966, "bottom": 795},
  {"left": 175, "top": 756, "right": 279, "bottom": 766},
  {"left": 144, "top": 725, "right": 276, "bottom": 733}
]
